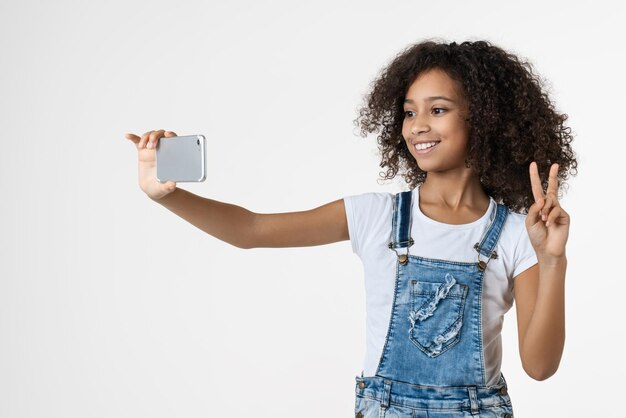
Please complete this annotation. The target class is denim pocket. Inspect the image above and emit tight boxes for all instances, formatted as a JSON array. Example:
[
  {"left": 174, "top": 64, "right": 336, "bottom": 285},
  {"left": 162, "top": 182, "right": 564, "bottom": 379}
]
[{"left": 408, "top": 273, "right": 468, "bottom": 357}]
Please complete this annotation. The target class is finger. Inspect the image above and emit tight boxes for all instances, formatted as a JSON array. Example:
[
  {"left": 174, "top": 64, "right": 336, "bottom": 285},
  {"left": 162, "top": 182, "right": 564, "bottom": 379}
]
[
  {"left": 541, "top": 192, "right": 560, "bottom": 222},
  {"left": 139, "top": 131, "right": 153, "bottom": 149},
  {"left": 164, "top": 181, "right": 177, "bottom": 192},
  {"left": 546, "top": 163, "right": 560, "bottom": 197},
  {"left": 125, "top": 133, "right": 140, "bottom": 144},
  {"left": 525, "top": 201, "right": 543, "bottom": 227},
  {"left": 164, "top": 131, "right": 177, "bottom": 137},
  {"left": 147, "top": 129, "right": 166, "bottom": 149},
  {"left": 546, "top": 205, "right": 569, "bottom": 228},
  {"left": 529, "top": 162, "right": 545, "bottom": 204},
  {"left": 545, "top": 206, "right": 560, "bottom": 228}
]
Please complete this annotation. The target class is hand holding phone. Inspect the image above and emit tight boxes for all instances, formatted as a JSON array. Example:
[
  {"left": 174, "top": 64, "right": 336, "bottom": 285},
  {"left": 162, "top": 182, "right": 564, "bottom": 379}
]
[{"left": 126, "top": 130, "right": 203, "bottom": 201}]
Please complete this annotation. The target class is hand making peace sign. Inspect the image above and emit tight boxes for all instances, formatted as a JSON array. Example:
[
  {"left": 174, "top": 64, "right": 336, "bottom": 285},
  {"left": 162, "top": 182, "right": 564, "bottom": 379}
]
[{"left": 525, "top": 161, "right": 570, "bottom": 262}]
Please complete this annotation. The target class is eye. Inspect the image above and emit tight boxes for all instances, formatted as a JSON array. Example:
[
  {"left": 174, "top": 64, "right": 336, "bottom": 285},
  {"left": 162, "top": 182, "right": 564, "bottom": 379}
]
[{"left": 403, "top": 108, "right": 447, "bottom": 118}]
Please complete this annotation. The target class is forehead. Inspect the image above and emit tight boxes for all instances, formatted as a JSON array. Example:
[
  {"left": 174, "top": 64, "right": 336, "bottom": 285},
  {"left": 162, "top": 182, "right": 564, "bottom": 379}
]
[{"left": 405, "top": 68, "right": 463, "bottom": 101}]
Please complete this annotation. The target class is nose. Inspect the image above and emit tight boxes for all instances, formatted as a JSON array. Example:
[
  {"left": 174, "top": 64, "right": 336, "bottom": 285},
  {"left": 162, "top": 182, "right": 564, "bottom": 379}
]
[{"left": 409, "top": 113, "right": 430, "bottom": 136}]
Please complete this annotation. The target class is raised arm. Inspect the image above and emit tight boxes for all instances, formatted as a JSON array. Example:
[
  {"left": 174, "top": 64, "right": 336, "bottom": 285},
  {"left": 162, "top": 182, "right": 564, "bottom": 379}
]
[
  {"left": 514, "top": 162, "right": 569, "bottom": 381},
  {"left": 125, "top": 130, "right": 349, "bottom": 249}
]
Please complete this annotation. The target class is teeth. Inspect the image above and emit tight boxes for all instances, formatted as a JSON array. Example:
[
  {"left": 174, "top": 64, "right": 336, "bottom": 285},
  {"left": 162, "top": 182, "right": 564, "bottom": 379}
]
[{"left": 415, "top": 141, "right": 439, "bottom": 150}]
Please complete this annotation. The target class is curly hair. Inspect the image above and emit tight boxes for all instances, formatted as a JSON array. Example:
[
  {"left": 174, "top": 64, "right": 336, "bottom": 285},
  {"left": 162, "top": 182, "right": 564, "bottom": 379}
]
[{"left": 353, "top": 39, "right": 578, "bottom": 213}]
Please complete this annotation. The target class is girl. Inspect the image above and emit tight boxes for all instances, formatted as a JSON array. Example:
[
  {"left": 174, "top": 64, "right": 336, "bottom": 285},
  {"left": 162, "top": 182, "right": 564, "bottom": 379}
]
[{"left": 125, "top": 39, "right": 577, "bottom": 417}]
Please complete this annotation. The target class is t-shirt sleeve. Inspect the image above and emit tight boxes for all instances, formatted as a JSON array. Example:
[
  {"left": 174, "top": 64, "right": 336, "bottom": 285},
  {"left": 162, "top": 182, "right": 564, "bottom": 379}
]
[
  {"left": 343, "top": 195, "right": 360, "bottom": 255},
  {"left": 343, "top": 192, "right": 390, "bottom": 258},
  {"left": 512, "top": 219, "right": 538, "bottom": 279}
]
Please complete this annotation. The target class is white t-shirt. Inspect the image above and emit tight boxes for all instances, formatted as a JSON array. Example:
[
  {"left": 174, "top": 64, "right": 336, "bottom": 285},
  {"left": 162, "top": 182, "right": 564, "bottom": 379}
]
[{"left": 343, "top": 185, "right": 538, "bottom": 386}]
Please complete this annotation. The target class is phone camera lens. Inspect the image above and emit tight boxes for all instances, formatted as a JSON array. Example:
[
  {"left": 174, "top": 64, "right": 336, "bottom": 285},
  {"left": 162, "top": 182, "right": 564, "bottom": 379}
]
[{"left": 197, "top": 139, "right": 200, "bottom": 145}]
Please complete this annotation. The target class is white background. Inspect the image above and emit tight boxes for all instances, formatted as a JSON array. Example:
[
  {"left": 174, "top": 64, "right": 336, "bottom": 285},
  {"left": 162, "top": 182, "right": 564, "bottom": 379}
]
[{"left": 0, "top": 1, "right": 623, "bottom": 417}]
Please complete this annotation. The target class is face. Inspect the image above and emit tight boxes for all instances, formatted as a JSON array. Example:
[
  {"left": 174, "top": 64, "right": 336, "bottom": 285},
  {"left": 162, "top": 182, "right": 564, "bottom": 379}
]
[{"left": 402, "top": 68, "right": 471, "bottom": 174}]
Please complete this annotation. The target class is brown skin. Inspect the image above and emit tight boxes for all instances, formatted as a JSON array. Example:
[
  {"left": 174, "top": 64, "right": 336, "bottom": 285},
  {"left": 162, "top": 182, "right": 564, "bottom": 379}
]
[
  {"left": 399, "top": 69, "right": 567, "bottom": 380},
  {"left": 125, "top": 129, "right": 348, "bottom": 249},
  {"left": 352, "top": 39, "right": 574, "bottom": 380},
  {"left": 353, "top": 40, "right": 578, "bottom": 214},
  {"left": 401, "top": 68, "right": 490, "bottom": 223},
  {"left": 127, "top": 128, "right": 566, "bottom": 382},
  {"left": 126, "top": 61, "right": 569, "bottom": 380},
  {"left": 515, "top": 162, "right": 568, "bottom": 381}
]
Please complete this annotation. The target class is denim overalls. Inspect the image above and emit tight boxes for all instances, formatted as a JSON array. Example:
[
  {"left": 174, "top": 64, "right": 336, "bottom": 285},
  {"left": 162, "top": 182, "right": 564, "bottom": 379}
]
[{"left": 354, "top": 191, "right": 514, "bottom": 418}]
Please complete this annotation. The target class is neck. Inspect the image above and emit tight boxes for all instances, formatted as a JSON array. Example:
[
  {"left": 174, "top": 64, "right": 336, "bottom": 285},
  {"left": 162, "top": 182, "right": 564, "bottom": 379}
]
[{"left": 419, "top": 168, "right": 488, "bottom": 210}]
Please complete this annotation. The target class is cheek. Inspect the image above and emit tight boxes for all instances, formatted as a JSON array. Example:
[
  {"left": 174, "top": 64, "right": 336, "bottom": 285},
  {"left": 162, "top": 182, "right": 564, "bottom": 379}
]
[{"left": 401, "top": 123, "right": 409, "bottom": 138}]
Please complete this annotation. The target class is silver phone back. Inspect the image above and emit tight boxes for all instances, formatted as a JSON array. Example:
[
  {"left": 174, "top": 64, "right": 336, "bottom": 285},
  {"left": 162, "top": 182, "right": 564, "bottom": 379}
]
[{"left": 156, "top": 135, "right": 206, "bottom": 182}]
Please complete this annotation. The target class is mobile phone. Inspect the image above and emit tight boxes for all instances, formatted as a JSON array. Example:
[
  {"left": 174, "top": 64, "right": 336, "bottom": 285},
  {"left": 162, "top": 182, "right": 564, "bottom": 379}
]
[{"left": 156, "top": 134, "right": 206, "bottom": 182}]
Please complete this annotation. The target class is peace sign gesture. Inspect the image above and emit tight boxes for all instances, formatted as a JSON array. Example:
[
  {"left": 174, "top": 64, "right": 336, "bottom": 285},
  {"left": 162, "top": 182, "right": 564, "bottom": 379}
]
[{"left": 525, "top": 162, "right": 570, "bottom": 262}]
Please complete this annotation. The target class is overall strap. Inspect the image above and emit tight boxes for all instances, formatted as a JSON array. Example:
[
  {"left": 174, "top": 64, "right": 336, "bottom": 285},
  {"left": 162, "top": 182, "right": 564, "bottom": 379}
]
[
  {"left": 473, "top": 203, "right": 509, "bottom": 271},
  {"left": 388, "top": 190, "right": 414, "bottom": 265}
]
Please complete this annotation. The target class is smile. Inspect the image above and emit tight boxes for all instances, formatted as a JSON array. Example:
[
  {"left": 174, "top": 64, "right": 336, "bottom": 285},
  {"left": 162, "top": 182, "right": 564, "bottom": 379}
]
[{"left": 414, "top": 141, "right": 440, "bottom": 154}]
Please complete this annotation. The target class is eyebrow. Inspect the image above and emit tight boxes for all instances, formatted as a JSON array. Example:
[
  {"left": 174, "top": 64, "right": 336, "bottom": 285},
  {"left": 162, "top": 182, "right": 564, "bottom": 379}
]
[{"left": 404, "top": 96, "right": 456, "bottom": 104}]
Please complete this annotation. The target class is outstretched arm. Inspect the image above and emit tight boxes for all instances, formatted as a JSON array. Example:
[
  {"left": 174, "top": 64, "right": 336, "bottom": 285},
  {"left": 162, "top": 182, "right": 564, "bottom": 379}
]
[
  {"left": 154, "top": 188, "right": 348, "bottom": 248},
  {"left": 125, "top": 130, "right": 349, "bottom": 249},
  {"left": 514, "top": 162, "right": 569, "bottom": 381}
]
